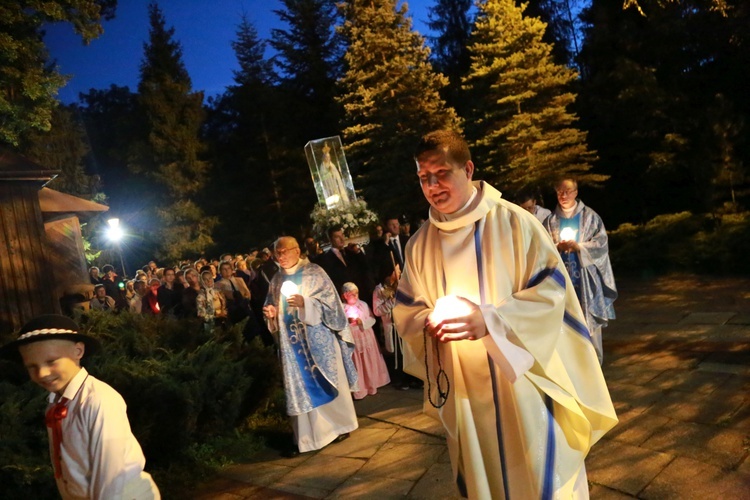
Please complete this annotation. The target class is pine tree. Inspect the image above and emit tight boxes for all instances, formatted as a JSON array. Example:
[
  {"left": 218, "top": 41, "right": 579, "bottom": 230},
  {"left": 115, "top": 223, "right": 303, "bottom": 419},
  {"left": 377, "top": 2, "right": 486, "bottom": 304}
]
[
  {"left": 338, "top": 0, "right": 460, "bottom": 218},
  {"left": 0, "top": 0, "right": 116, "bottom": 146},
  {"left": 525, "top": 0, "right": 584, "bottom": 69},
  {"left": 427, "top": 0, "right": 474, "bottom": 112},
  {"left": 462, "top": 0, "right": 602, "bottom": 195},
  {"left": 271, "top": 0, "right": 343, "bottom": 138},
  {"left": 133, "top": 2, "right": 215, "bottom": 261},
  {"left": 203, "top": 15, "right": 289, "bottom": 249}
]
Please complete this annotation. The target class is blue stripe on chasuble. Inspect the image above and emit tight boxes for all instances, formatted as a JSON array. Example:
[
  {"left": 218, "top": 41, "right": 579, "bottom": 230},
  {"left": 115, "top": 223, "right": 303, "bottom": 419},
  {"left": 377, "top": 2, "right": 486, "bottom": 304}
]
[
  {"left": 282, "top": 272, "right": 337, "bottom": 408},
  {"left": 542, "top": 394, "right": 556, "bottom": 500},
  {"left": 564, "top": 311, "right": 591, "bottom": 342},
  {"left": 474, "top": 222, "right": 511, "bottom": 499}
]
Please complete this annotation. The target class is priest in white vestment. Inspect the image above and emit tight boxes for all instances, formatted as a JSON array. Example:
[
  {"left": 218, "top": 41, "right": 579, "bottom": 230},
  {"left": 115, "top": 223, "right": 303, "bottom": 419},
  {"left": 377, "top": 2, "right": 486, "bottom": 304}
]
[
  {"left": 263, "top": 236, "right": 359, "bottom": 455},
  {"left": 393, "top": 130, "right": 618, "bottom": 499}
]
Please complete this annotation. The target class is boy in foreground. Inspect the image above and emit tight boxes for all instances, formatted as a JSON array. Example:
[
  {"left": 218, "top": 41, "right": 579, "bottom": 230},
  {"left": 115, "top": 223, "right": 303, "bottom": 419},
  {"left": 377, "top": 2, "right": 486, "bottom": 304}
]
[{"left": 1, "top": 314, "right": 160, "bottom": 499}]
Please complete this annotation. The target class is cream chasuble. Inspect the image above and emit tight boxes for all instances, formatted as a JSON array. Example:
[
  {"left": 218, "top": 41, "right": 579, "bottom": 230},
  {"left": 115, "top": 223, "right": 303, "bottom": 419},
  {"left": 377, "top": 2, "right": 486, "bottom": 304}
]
[{"left": 393, "top": 181, "right": 617, "bottom": 499}]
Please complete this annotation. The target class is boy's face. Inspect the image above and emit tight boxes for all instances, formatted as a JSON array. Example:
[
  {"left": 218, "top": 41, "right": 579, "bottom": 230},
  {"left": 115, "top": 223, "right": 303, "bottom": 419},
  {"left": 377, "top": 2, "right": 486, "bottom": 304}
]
[{"left": 19, "top": 339, "right": 84, "bottom": 397}]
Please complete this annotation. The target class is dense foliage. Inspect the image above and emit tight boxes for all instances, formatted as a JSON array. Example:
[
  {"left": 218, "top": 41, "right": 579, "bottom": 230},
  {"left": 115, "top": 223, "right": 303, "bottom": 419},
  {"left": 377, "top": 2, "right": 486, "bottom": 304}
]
[
  {"left": 0, "top": 312, "right": 281, "bottom": 497},
  {"left": 0, "top": 0, "right": 116, "bottom": 145},
  {"left": 609, "top": 211, "right": 750, "bottom": 276},
  {"left": 2, "top": 0, "right": 749, "bottom": 252}
]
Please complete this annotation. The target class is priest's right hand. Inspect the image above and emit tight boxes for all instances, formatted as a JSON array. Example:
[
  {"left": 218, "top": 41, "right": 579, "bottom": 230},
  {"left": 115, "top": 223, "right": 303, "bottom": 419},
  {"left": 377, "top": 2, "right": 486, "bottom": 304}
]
[{"left": 263, "top": 304, "right": 277, "bottom": 319}]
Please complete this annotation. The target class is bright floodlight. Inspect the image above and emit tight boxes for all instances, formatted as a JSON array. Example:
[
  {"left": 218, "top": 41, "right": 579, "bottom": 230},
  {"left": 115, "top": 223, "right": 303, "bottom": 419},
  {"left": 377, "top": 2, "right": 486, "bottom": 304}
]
[{"left": 106, "top": 218, "right": 124, "bottom": 242}]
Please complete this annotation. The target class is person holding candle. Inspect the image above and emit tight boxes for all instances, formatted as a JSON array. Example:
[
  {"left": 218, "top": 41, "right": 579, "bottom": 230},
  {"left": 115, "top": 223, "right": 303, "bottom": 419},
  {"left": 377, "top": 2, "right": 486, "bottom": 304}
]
[
  {"left": 262, "top": 236, "right": 359, "bottom": 456},
  {"left": 0, "top": 314, "right": 160, "bottom": 499},
  {"left": 341, "top": 282, "right": 390, "bottom": 399},
  {"left": 393, "top": 130, "right": 617, "bottom": 499},
  {"left": 543, "top": 177, "right": 617, "bottom": 364}
]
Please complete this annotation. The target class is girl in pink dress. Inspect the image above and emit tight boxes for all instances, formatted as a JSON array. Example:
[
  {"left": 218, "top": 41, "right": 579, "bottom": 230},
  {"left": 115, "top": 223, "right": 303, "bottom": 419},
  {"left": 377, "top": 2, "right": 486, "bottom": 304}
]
[{"left": 341, "top": 282, "right": 390, "bottom": 399}]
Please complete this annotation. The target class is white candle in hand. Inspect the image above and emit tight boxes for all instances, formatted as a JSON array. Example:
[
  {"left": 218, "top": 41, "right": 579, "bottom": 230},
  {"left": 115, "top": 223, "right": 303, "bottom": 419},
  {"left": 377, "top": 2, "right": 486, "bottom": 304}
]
[
  {"left": 559, "top": 227, "right": 577, "bottom": 242},
  {"left": 433, "top": 295, "right": 472, "bottom": 324},
  {"left": 281, "top": 281, "right": 299, "bottom": 298}
]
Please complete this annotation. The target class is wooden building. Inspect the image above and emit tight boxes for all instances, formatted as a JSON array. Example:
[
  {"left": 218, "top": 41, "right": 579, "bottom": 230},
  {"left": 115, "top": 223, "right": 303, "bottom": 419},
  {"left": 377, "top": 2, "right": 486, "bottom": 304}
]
[{"left": 0, "top": 150, "right": 108, "bottom": 333}]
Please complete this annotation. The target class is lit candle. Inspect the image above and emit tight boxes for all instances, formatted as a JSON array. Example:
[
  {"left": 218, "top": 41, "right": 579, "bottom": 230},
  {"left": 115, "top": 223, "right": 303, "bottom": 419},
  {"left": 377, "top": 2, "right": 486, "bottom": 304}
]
[
  {"left": 433, "top": 295, "right": 472, "bottom": 323},
  {"left": 559, "top": 227, "right": 577, "bottom": 242},
  {"left": 281, "top": 281, "right": 299, "bottom": 298}
]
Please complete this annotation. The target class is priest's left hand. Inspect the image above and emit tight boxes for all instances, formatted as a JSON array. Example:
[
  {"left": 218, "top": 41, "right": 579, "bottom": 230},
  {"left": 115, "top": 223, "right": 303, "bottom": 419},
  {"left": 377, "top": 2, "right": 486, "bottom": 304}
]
[
  {"left": 286, "top": 294, "right": 305, "bottom": 309},
  {"left": 424, "top": 297, "right": 488, "bottom": 342}
]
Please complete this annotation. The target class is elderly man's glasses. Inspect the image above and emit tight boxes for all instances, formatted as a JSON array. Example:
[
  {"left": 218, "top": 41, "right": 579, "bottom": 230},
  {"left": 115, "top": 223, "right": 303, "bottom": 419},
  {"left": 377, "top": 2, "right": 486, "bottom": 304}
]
[
  {"left": 556, "top": 189, "right": 577, "bottom": 196},
  {"left": 275, "top": 246, "right": 299, "bottom": 257}
]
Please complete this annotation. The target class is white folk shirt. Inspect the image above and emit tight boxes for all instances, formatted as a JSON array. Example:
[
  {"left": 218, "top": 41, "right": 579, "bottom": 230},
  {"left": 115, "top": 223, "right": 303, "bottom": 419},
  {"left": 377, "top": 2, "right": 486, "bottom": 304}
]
[{"left": 48, "top": 367, "right": 148, "bottom": 499}]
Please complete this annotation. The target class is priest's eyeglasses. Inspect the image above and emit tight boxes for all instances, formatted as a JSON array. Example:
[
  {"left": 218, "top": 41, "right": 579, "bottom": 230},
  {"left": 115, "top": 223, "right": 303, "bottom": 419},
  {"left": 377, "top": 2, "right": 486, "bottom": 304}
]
[
  {"left": 556, "top": 188, "right": 577, "bottom": 197},
  {"left": 275, "top": 246, "right": 299, "bottom": 257}
]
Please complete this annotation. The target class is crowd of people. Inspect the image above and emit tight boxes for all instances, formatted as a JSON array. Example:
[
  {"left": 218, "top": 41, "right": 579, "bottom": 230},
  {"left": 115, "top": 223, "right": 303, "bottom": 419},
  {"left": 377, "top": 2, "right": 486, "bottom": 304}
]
[{"left": 3, "top": 129, "right": 622, "bottom": 499}]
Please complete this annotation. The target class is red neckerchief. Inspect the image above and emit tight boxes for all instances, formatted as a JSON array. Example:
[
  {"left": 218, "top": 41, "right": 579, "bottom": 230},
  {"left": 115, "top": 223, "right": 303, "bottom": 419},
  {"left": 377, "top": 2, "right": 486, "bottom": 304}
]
[{"left": 45, "top": 397, "right": 69, "bottom": 478}]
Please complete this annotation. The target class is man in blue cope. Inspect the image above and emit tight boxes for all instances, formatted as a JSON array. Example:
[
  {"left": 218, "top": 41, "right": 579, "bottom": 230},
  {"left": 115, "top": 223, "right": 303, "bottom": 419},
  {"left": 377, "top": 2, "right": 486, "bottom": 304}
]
[
  {"left": 263, "top": 236, "right": 359, "bottom": 456},
  {"left": 393, "top": 130, "right": 617, "bottom": 499},
  {"left": 543, "top": 177, "right": 617, "bottom": 364}
]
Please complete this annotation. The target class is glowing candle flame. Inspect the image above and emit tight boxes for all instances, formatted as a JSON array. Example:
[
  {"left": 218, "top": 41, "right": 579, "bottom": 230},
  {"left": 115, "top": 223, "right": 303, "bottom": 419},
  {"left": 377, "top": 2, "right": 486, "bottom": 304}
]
[
  {"left": 559, "top": 227, "right": 577, "bottom": 242},
  {"left": 433, "top": 295, "right": 472, "bottom": 323},
  {"left": 281, "top": 281, "right": 299, "bottom": 298}
]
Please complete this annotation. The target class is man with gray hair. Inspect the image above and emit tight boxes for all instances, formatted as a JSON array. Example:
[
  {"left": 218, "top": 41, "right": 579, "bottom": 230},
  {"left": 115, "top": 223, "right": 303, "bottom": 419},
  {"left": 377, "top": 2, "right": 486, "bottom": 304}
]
[{"left": 263, "top": 236, "right": 359, "bottom": 456}]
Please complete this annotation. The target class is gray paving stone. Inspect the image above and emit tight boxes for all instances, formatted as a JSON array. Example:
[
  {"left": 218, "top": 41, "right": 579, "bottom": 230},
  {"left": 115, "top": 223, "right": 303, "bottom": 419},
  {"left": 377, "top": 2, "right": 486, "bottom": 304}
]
[
  {"left": 727, "top": 313, "right": 750, "bottom": 325},
  {"left": 266, "top": 481, "right": 329, "bottom": 499},
  {"left": 606, "top": 410, "right": 671, "bottom": 446},
  {"left": 639, "top": 420, "right": 749, "bottom": 469},
  {"left": 276, "top": 454, "right": 365, "bottom": 492},
  {"left": 679, "top": 312, "right": 737, "bottom": 325},
  {"left": 388, "top": 427, "right": 445, "bottom": 445},
  {"left": 615, "top": 312, "right": 688, "bottom": 324},
  {"left": 601, "top": 364, "right": 664, "bottom": 386},
  {"left": 644, "top": 387, "right": 745, "bottom": 426},
  {"left": 220, "top": 462, "right": 293, "bottom": 487},
  {"left": 649, "top": 368, "right": 733, "bottom": 394},
  {"left": 588, "top": 484, "right": 637, "bottom": 499},
  {"left": 409, "top": 461, "right": 463, "bottom": 499},
  {"left": 587, "top": 439, "right": 673, "bottom": 496},
  {"left": 318, "top": 427, "right": 397, "bottom": 459},
  {"left": 357, "top": 442, "right": 444, "bottom": 482},
  {"left": 328, "top": 474, "right": 415, "bottom": 499},
  {"left": 606, "top": 381, "right": 665, "bottom": 414},
  {"left": 635, "top": 350, "right": 704, "bottom": 371},
  {"left": 640, "top": 456, "right": 750, "bottom": 500}
]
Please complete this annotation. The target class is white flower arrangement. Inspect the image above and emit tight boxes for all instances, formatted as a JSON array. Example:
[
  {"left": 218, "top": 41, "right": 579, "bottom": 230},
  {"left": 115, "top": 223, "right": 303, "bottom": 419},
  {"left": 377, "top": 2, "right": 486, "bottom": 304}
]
[{"left": 310, "top": 199, "right": 379, "bottom": 240}]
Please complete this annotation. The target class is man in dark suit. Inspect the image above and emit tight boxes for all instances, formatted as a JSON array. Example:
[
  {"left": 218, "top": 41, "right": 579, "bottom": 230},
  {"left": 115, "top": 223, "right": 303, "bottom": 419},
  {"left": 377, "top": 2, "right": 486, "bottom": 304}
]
[
  {"left": 384, "top": 216, "right": 410, "bottom": 272},
  {"left": 317, "top": 225, "right": 373, "bottom": 306}
]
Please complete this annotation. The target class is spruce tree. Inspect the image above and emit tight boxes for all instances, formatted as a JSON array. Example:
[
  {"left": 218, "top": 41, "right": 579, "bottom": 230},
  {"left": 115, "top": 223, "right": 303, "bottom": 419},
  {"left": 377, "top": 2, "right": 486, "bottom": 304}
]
[
  {"left": 133, "top": 2, "right": 215, "bottom": 261},
  {"left": 338, "top": 0, "right": 460, "bottom": 218},
  {"left": 203, "top": 15, "right": 288, "bottom": 249},
  {"left": 427, "top": 0, "right": 474, "bottom": 113},
  {"left": 271, "top": 0, "right": 343, "bottom": 138},
  {"left": 462, "top": 0, "right": 602, "bottom": 195}
]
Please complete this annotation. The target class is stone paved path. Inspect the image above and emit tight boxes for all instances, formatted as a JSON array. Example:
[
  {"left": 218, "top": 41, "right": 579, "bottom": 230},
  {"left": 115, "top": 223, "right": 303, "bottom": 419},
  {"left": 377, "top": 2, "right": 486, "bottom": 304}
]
[{"left": 195, "top": 274, "right": 750, "bottom": 499}]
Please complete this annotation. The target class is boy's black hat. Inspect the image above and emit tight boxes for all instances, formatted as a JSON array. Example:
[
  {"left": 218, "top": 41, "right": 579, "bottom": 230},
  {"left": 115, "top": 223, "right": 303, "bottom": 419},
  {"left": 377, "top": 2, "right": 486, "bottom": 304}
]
[{"left": 0, "top": 314, "right": 101, "bottom": 361}]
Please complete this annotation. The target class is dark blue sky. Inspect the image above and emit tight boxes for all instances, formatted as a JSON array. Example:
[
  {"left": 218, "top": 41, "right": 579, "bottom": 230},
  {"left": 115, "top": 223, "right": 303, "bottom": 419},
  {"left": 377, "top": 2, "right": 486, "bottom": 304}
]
[{"left": 45, "top": 0, "right": 434, "bottom": 104}]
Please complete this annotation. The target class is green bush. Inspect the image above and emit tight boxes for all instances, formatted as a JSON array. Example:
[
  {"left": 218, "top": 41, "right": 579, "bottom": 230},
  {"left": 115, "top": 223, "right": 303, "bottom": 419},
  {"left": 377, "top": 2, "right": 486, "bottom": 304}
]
[
  {"left": 0, "top": 311, "right": 282, "bottom": 496},
  {"left": 609, "top": 211, "right": 750, "bottom": 275}
]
